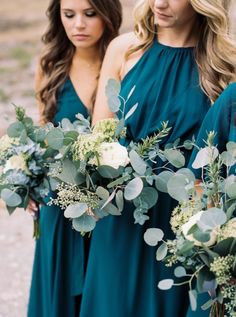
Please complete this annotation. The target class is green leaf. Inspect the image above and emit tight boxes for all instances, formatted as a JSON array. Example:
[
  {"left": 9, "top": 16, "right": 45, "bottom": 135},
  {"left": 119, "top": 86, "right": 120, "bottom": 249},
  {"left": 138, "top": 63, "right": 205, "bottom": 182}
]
[
  {"left": 30, "top": 127, "right": 47, "bottom": 143},
  {"left": 197, "top": 208, "right": 227, "bottom": 231},
  {"left": 107, "top": 174, "right": 131, "bottom": 188},
  {"left": 158, "top": 279, "right": 174, "bottom": 290},
  {"left": 226, "top": 183, "right": 236, "bottom": 198},
  {"left": 201, "top": 299, "right": 215, "bottom": 311},
  {"left": 64, "top": 203, "right": 88, "bottom": 218},
  {"left": 189, "top": 290, "right": 197, "bottom": 311},
  {"left": 115, "top": 190, "right": 124, "bottom": 212},
  {"left": 226, "top": 141, "right": 236, "bottom": 155},
  {"left": 96, "top": 186, "right": 110, "bottom": 200},
  {"left": 63, "top": 131, "right": 79, "bottom": 145},
  {"left": 115, "top": 118, "right": 125, "bottom": 137},
  {"left": 213, "top": 237, "right": 236, "bottom": 256},
  {"left": 124, "top": 177, "right": 143, "bottom": 200},
  {"left": 134, "top": 187, "right": 158, "bottom": 209},
  {"left": 61, "top": 118, "right": 74, "bottom": 130},
  {"left": 102, "top": 202, "right": 121, "bottom": 216},
  {"left": 177, "top": 240, "right": 194, "bottom": 255},
  {"left": 57, "top": 159, "right": 85, "bottom": 185},
  {"left": 7, "top": 121, "right": 25, "bottom": 138},
  {"left": 197, "top": 266, "right": 216, "bottom": 293},
  {"left": 176, "top": 168, "right": 196, "bottom": 183},
  {"left": 156, "top": 243, "right": 168, "bottom": 261},
  {"left": 155, "top": 171, "right": 174, "bottom": 193},
  {"left": 221, "top": 151, "right": 236, "bottom": 166},
  {"left": 105, "top": 78, "right": 121, "bottom": 97},
  {"left": 125, "top": 103, "right": 138, "bottom": 120},
  {"left": 174, "top": 266, "right": 187, "bottom": 278},
  {"left": 164, "top": 149, "right": 185, "bottom": 168},
  {"left": 97, "top": 165, "right": 122, "bottom": 179},
  {"left": 46, "top": 128, "right": 64, "bottom": 150},
  {"left": 192, "top": 147, "right": 218, "bottom": 169},
  {"left": 107, "top": 95, "right": 121, "bottom": 113},
  {"left": 72, "top": 214, "right": 96, "bottom": 233},
  {"left": 183, "top": 140, "right": 193, "bottom": 150},
  {"left": 167, "top": 174, "right": 190, "bottom": 202},
  {"left": 1, "top": 189, "right": 22, "bottom": 207},
  {"left": 143, "top": 228, "right": 164, "bottom": 246},
  {"left": 129, "top": 150, "right": 147, "bottom": 175}
]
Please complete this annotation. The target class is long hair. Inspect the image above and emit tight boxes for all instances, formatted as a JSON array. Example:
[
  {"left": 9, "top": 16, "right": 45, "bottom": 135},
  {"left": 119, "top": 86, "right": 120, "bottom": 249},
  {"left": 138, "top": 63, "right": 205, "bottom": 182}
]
[
  {"left": 38, "top": 0, "right": 122, "bottom": 123},
  {"left": 128, "top": 0, "right": 236, "bottom": 103}
]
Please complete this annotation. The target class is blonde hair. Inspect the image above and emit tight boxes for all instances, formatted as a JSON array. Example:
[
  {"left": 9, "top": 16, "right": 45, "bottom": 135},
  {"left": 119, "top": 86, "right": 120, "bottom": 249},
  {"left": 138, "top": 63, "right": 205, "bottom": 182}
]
[{"left": 128, "top": 0, "right": 236, "bottom": 102}]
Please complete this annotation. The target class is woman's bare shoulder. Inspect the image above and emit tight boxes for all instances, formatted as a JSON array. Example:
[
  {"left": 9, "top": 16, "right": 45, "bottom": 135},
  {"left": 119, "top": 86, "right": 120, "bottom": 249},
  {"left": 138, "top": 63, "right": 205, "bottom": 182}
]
[{"left": 107, "top": 32, "right": 140, "bottom": 56}]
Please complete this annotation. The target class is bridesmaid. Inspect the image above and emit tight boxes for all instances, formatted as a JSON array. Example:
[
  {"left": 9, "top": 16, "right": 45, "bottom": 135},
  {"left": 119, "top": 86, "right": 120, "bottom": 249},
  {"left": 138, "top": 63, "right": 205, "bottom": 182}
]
[
  {"left": 79, "top": 1, "right": 236, "bottom": 317},
  {"left": 27, "top": 0, "right": 122, "bottom": 316}
]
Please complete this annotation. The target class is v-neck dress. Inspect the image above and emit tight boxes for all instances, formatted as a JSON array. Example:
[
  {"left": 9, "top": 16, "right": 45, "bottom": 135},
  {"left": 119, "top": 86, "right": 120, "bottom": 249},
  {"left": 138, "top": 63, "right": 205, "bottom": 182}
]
[
  {"left": 79, "top": 41, "right": 211, "bottom": 317},
  {"left": 27, "top": 78, "right": 89, "bottom": 317}
]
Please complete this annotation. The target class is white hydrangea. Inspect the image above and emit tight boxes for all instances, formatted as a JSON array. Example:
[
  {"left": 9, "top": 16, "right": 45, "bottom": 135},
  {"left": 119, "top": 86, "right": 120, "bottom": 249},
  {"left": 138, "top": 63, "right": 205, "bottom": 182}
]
[{"left": 4, "top": 154, "right": 31, "bottom": 175}]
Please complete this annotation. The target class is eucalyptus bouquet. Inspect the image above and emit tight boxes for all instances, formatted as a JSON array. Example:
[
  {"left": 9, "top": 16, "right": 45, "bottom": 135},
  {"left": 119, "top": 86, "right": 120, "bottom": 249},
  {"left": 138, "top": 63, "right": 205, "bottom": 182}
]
[
  {"left": 0, "top": 106, "right": 51, "bottom": 238},
  {"left": 47, "top": 79, "right": 177, "bottom": 233},
  {"left": 144, "top": 132, "right": 236, "bottom": 317}
]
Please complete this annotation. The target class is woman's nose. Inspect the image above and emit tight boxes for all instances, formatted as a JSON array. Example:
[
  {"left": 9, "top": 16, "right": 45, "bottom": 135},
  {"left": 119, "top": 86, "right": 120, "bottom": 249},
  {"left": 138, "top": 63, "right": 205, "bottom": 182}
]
[
  {"left": 74, "top": 15, "right": 86, "bottom": 29},
  {"left": 153, "top": 0, "right": 168, "bottom": 9}
]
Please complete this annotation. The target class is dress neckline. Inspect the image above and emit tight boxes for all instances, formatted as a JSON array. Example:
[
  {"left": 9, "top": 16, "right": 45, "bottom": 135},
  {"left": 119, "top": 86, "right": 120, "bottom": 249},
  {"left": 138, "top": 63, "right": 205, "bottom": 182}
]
[
  {"left": 67, "top": 77, "right": 90, "bottom": 114},
  {"left": 154, "top": 39, "right": 195, "bottom": 51}
]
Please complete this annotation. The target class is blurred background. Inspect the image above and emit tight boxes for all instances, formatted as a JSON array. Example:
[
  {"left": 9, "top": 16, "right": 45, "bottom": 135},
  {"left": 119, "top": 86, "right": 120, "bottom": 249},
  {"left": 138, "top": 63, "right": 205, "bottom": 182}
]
[{"left": 0, "top": 1, "right": 235, "bottom": 316}]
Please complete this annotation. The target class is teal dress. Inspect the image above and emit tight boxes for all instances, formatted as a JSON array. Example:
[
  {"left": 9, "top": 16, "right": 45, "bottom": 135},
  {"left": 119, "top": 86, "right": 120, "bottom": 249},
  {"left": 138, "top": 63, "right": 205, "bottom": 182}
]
[
  {"left": 28, "top": 78, "right": 89, "bottom": 317},
  {"left": 186, "top": 83, "right": 236, "bottom": 317},
  {"left": 79, "top": 41, "right": 211, "bottom": 317}
]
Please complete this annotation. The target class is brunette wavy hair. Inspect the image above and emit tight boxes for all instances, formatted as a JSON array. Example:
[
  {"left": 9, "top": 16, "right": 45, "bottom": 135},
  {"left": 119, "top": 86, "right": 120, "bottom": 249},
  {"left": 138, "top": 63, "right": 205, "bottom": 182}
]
[
  {"left": 128, "top": 0, "right": 236, "bottom": 103},
  {"left": 38, "top": 0, "right": 122, "bottom": 123}
]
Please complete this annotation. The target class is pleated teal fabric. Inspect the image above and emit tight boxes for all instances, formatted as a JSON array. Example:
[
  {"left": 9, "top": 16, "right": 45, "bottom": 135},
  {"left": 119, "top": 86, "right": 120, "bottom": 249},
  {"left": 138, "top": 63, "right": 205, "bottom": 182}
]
[
  {"left": 79, "top": 41, "right": 211, "bottom": 317},
  {"left": 27, "top": 78, "right": 89, "bottom": 317}
]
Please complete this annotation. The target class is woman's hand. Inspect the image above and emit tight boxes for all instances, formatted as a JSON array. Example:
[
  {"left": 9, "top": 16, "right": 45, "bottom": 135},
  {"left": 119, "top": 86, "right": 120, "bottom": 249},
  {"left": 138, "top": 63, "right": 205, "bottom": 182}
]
[{"left": 27, "top": 198, "right": 39, "bottom": 216}]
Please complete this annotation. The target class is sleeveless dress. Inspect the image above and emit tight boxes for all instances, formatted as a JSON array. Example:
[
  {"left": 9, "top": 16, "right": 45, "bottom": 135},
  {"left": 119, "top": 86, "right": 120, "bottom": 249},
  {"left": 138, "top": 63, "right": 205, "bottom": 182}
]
[
  {"left": 186, "top": 84, "right": 236, "bottom": 317},
  {"left": 28, "top": 78, "right": 89, "bottom": 317},
  {"left": 79, "top": 41, "right": 211, "bottom": 317}
]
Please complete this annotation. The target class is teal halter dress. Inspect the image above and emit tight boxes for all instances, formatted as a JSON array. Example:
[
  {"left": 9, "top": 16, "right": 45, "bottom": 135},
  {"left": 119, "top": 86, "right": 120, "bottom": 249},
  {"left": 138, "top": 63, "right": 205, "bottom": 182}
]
[
  {"left": 27, "top": 78, "right": 89, "bottom": 317},
  {"left": 79, "top": 41, "right": 211, "bottom": 317},
  {"left": 186, "top": 83, "right": 236, "bottom": 317}
]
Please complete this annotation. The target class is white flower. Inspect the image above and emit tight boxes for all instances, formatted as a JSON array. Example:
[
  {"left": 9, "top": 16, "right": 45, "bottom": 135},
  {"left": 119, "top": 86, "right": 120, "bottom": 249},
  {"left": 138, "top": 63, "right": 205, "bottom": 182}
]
[
  {"left": 182, "top": 210, "right": 217, "bottom": 247},
  {"left": 94, "top": 142, "right": 130, "bottom": 169},
  {"left": 4, "top": 154, "right": 31, "bottom": 175},
  {"left": 0, "top": 135, "right": 18, "bottom": 152},
  {"left": 218, "top": 218, "right": 236, "bottom": 241}
]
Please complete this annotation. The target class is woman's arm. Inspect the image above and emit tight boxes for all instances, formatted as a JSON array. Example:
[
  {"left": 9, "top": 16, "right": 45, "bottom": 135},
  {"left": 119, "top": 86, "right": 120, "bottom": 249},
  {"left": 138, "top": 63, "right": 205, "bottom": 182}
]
[{"left": 92, "top": 33, "right": 136, "bottom": 125}]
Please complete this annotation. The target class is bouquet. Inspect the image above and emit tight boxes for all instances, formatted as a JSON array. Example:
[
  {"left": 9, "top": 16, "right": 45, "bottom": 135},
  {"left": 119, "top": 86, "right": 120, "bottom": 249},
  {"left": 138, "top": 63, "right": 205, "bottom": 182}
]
[
  {"left": 46, "top": 79, "right": 180, "bottom": 234},
  {"left": 144, "top": 132, "right": 236, "bottom": 317},
  {"left": 0, "top": 106, "right": 52, "bottom": 238}
]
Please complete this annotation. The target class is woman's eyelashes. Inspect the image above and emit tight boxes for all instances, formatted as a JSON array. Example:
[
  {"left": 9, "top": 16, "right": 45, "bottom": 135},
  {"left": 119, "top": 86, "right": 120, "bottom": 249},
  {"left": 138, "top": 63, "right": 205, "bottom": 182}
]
[{"left": 63, "top": 10, "right": 97, "bottom": 19}]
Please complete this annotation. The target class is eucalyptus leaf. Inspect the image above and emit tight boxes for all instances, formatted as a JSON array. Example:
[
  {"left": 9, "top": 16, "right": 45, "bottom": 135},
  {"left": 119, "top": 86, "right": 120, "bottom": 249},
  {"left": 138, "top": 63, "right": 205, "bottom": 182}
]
[
  {"left": 1, "top": 188, "right": 22, "bottom": 207},
  {"left": 72, "top": 214, "right": 96, "bottom": 233},
  {"left": 192, "top": 147, "right": 219, "bottom": 169},
  {"left": 97, "top": 165, "right": 122, "bottom": 179},
  {"left": 64, "top": 203, "right": 88, "bottom": 218},
  {"left": 63, "top": 131, "right": 79, "bottom": 145},
  {"left": 124, "top": 177, "right": 143, "bottom": 200},
  {"left": 155, "top": 171, "right": 174, "bottom": 193},
  {"left": 115, "top": 190, "right": 124, "bottom": 212},
  {"left": 144, "top": 228, "right": 164, "bottom": 246},
  {"left": 156, "top": 243, "right": 168, "bottom": 261},
  {"left": 134, "top": 187, "right": 158, "bottom": 209},
  {"left": 57, "top": 159, "right": 85, "bottom": 185},
  {"left": 221, "top": 151, "right": 236, "bottom": 166},
  {"left": 134, "top": 207, "right": 149, "bottom": 225},
  {"left": 167, "top": 174, "right": 190, "bottom": 202},
  {"left": 46, "top": 128, "right": 64, "bottom": 150},
  {"left": 96, "top": 186, "right": 110, "bottom": 200},
  {"left": 107, "top": 95, "right": 121, "bottom": 113},
  {"left": 226, "top": 141, "right": 236, "bottom": 155},
  {"left": 189, "top": 290, "right": 197, "bottom": 311},
  {"left": 176, "top": 168, "right": 196, "bottom": 183},
  {"left": 127, "top": 85, "right": 136, "bottom": 100},
  {"left": 174, "top": 266, "right": 187, "bottom": 278},
  {"left": 115, "top": 118, "right": 125, "bottom": 137},
  {"left": 125, "top": 103, "right": 138, "bottom": 120},
  {"left": 101, "top": 191, "right": 116, "bottom": 209},
  {"left": 102, "top": 202, "right": 121, "bottom": 216},
  {"left": 7, "top": 121, "right": 25, "bottom": 138},
  {"left": 164, "top": 149, "right": 185, "bottom": 168},
  {"left": 105, "top": 78, "right": 121, "bottom": 98},
  {"left": 129, "top": 150, "right": 147, "bottom": 175},
  {"left": 226, "top": 183, "right": 236, "bottom": 199},
  {"left": 158, "top": 279, "right": 174, "bottom": 290},
  {"left": 197, "top": 208, "right": 227, "bottom": 231}
]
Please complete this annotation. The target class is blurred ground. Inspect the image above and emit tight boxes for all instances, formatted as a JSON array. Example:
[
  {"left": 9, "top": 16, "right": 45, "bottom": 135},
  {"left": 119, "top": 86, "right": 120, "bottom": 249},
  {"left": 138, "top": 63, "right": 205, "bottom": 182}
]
[{"left": 0, "top": 1, "right": 235, "bottom": 316}]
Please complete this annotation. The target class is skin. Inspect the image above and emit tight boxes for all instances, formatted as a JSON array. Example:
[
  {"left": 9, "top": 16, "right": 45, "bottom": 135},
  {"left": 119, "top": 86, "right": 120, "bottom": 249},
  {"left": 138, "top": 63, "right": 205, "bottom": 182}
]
[
  {"left": 92, "top": 0, "right": 199, "bottom": 124},
  {"left": 28, "top": 0, "right": 105, "bottom": 213}
]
